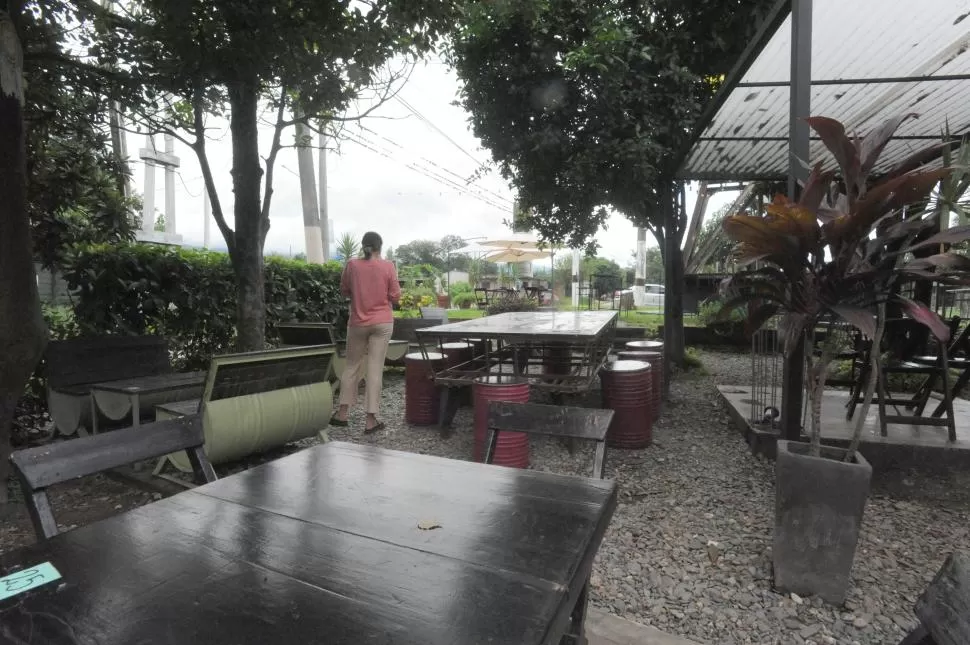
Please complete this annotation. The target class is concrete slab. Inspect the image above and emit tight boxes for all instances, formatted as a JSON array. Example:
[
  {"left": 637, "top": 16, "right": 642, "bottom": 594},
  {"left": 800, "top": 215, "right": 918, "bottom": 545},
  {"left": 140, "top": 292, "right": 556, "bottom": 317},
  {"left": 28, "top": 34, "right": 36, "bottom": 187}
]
[
  {"left": 718, "top": 385, "right": 970, "bottom": 470},
  {"left": 587, "top": 609, "right": 702, "bottom": 645}
]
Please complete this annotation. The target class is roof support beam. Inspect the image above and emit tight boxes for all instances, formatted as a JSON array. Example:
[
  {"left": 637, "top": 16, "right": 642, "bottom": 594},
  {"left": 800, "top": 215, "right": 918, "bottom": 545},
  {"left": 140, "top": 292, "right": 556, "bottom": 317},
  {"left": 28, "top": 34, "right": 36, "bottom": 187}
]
[{"left": 783, "top": 0, "right": 812, "bottom": 441}]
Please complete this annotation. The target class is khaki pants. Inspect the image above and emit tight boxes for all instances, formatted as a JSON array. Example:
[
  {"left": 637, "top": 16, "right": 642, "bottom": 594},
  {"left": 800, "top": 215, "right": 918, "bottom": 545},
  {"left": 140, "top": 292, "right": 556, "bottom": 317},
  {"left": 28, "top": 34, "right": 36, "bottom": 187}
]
[{"left": 338, "top": 323, "right": 394, "bottom": 415}]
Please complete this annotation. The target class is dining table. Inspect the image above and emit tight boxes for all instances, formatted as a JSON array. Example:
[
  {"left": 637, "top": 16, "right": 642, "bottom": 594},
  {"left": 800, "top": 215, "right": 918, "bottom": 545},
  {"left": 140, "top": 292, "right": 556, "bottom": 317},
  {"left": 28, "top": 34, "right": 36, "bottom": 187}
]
[{"left": 0, "top": 441, "right": 617, "bottom": 645}]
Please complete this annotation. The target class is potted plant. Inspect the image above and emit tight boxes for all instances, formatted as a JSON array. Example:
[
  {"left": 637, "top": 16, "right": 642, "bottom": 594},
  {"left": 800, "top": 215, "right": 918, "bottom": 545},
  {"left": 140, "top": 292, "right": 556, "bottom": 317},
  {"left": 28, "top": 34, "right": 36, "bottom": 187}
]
[{"left": 720, "top": 113, "right": 970, "bottom": 604}]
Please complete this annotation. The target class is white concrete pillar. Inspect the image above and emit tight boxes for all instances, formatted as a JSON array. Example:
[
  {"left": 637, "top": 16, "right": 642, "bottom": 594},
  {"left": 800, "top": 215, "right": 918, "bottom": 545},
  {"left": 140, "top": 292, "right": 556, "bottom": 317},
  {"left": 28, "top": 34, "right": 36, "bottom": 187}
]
[
  {"left": 633, "top": 227, "right": 647, "bottom": 307},
  {"left": 141, "top": 135, "right": 156, "bottom": 233},
  {"left": 163, "top": 134, "right": 176, "bottom": 234},
  {"left": 571, "top": 249, "right": 581, "bottom": 309}
]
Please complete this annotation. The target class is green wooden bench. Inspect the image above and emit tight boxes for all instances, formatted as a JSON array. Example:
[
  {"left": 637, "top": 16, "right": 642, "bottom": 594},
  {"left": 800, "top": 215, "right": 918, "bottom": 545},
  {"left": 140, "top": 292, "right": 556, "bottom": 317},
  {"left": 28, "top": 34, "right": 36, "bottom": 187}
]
[{"left": 153, "top": 345, "right": 336, "bottom": 482}]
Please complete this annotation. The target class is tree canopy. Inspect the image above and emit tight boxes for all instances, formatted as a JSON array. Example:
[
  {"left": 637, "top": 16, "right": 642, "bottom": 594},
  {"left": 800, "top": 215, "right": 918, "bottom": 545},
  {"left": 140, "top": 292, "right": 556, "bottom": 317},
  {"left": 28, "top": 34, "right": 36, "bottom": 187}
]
[
  {"left": 91, "top": 0, "right": 459, "bottom": 349},
  {"left": 447, "top": 0, "right": 777, "bottom": 249}
]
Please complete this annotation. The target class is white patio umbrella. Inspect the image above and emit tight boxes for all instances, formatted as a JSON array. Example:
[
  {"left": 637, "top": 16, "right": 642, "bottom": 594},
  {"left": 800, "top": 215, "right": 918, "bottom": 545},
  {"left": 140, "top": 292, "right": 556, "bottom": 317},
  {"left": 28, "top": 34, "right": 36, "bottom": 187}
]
[
  {"left": 480, "top": 233, "right": 549, "bottom": 249},
  {"left": 485, "top": 247, "right": 552, "bottom": 263}
]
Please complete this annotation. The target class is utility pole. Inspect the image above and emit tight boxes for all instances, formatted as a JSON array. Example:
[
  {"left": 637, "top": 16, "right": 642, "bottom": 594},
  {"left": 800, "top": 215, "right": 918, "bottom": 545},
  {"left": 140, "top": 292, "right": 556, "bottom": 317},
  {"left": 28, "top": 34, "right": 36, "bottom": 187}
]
[
  {"left": 295, "top": 115, "right": 325, "bottom": 263},
  {"left": 319, "top": 130, "right": 330, "bottom": 262}
]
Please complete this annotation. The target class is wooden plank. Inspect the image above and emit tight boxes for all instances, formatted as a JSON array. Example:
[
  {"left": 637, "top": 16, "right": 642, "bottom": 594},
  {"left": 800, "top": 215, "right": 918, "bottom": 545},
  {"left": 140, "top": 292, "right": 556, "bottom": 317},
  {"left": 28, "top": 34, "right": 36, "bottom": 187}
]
[
  {"left": 488, "top": 402, "right": 612, "bottom": 441},
  {"left": 45, "top": 336, "right": 172, "bottom": 390},
  {"left": 915, "top": 552, "right": 970, "bottom": 645},
  {"left": 11, "top": 416, "right": 205, "bottom": 490}
]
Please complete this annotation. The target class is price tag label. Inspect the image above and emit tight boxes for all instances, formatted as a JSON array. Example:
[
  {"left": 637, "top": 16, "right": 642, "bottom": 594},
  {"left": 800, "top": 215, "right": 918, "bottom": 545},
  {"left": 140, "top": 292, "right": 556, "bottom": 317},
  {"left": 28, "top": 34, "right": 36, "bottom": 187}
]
[{"left": 0, "top": 562, "right": 62, "bottom": 601}]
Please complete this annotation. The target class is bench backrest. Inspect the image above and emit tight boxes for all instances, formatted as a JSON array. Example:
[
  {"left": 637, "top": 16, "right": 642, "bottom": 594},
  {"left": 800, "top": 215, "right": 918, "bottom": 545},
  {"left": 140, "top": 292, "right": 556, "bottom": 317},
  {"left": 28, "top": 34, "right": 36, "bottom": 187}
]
[
  {"left": 277, "top": 322, "right": 337, "bottom": 347},
  {"left": 487, "top": 402, "right": 613, "bottom": 441},
  {"left": 419, "top": 306, "right": 448, "bottom": 323},
  {"left": 203, "top": 345, "right": 336, "bottom": 404},
  {"left": 11, "top": 416, "right": 215, "bottom": 540},
  {"left": 45, "top": 335, "right": 172, "bottom": 390},
  {"left": 392, "top": 318, "right": 441, "bottom": 343}
]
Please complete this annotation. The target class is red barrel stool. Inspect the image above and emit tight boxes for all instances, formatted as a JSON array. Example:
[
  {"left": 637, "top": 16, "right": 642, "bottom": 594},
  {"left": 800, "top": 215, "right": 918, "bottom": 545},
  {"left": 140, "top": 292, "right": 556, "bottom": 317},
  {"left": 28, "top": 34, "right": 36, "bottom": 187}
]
[
  {"left": 624, "top": 340, "right": 665, "bottom": 398},
  {"left": 405, "top": 352, "right": 445, "bottom": 426},
  {"left": 618, "top": 350, "right": 663, "bottom": 422},
  {"left": 473, "top": 375, "right": 530, "bottom": 467},
  {"left": 441, "top": 342, "right": 474, "bottom": 407},
  {"left": 600, "top": 360, "right": 653, "bottom": 449}
]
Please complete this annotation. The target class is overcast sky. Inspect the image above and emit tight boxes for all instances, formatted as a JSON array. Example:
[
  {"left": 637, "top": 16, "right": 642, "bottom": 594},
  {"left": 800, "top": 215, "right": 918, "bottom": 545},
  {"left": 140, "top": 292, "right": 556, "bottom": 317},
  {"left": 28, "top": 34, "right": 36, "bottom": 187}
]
[{"left": 125, "top": 55, "right": 736, "bottom": 266}]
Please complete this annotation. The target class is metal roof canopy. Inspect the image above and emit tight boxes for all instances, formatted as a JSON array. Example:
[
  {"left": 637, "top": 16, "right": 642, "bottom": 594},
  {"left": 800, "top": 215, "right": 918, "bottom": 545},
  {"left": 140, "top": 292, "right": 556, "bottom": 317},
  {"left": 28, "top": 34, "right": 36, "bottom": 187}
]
[{"left": 678, "top": 0, "right": 970, "bottom": 182}]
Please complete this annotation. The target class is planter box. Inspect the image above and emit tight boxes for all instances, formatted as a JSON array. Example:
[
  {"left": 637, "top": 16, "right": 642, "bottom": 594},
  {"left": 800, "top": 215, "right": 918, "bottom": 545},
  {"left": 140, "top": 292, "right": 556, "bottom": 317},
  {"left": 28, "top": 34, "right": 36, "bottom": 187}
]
[{"left": 773, "top": 440, "right": 872, "bottom": 605}]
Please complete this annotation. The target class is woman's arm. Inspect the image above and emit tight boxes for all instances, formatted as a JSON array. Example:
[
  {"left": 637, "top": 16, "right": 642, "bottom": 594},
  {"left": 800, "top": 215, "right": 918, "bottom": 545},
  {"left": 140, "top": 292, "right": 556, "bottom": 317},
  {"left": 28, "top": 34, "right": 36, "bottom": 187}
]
[
  {"left": 340, "top": 262, "right": 352, "bottom": 298},
  {"left": 387, "top": 263, "right": 402, "bottom": 304}
]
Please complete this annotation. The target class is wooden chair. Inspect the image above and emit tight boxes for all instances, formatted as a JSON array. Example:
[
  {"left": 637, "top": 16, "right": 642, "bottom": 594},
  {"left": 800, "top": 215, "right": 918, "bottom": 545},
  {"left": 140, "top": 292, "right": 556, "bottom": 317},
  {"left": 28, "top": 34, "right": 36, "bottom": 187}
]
[
  {"left": 484, "top": 402, "right": 614, "bottom": 479},
  {"left": 419, "top": 306, "right": 448, "bottom": 324},
  {"left": 10, "top": 416, "right": 216, "bottom": 541}
]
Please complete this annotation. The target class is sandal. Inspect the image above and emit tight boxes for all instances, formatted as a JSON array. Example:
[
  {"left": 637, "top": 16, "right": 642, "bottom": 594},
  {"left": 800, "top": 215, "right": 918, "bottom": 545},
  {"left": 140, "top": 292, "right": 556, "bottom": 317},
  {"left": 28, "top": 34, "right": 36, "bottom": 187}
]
[
  {"left": 363, "top": 422, "right": 386, "bottom": 435},
  {"left": 329, "top": 416, "right": 349, "bottom": 427}
]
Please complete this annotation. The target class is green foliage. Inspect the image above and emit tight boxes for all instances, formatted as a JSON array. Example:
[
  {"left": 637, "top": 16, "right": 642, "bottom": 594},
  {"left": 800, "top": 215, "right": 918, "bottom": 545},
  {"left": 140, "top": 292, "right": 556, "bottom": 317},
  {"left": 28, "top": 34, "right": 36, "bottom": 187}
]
[
  {"left": 23, "top": 305, "right": 81, "bottom": 403},
  {"left": 448, "top": 281, "right": 473, "bottom": 298},
  {"left": 22, "top": 1, "right": 137, "bottom": 270},
  {"left": 397, "top": 288, "right": 436, "bottom": 318},
  {"left": 582, "top": 257, "right": 623, "bottom": 294},
  {"left": 62, "top": 244, "right": 347, "bottom": 370},
  {"left": 447, "top": 0, "right": 777, "bottom": 249},
  {"left": 486, "top": 298, "right": 538, "bottom": 316},
  {"left": 336, "top": 233, "right": 360, "bottom": 262},
  {"left": 698, "top": 298, "right": 745, "bottom": 328},
  {"left": 452, "top": 291, "right": 478, "bottom": 309}
]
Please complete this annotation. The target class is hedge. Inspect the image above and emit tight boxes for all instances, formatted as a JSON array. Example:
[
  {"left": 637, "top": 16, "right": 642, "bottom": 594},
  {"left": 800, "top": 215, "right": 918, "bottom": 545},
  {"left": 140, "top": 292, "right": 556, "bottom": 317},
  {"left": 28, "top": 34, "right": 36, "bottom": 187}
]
[{"left": 62, "top": 244, "right": 347, "bottom": 370}]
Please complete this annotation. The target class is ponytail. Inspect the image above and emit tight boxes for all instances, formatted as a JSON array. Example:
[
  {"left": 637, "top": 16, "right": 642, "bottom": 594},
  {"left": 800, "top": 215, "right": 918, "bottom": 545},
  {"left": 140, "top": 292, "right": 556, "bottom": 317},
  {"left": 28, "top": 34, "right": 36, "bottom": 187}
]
[{"left": 360, "top": 231, "right": 382, "bottom": 260}]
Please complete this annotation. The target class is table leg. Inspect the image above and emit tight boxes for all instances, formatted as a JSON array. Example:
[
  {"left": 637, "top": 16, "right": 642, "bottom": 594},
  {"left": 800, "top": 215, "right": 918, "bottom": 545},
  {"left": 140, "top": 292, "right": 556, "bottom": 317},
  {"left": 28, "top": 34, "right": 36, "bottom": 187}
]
[
  {"left": 560, "top": 581, "right": 589, "bottom": 645},
  {"left": 131, "top": 392, "right": 141, "bottom": 431},
  {"left": 89, "top": 396, "right": 99, "bottom": 435}
]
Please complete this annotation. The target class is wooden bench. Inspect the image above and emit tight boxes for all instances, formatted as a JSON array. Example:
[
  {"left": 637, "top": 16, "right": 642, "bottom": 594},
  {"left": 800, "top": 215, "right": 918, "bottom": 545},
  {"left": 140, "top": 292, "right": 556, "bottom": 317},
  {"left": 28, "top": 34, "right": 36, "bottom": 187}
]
[
  {"left": 485, "top": 402, "right": 614, "bottom": 478},
  {"left": 153, "top": 345, "right": 336, "bottom": 480},
  {"left": 898, "top": 552, "right": 970, "bottom": 644},
  {"left": 277, "top": 321, "right": 408, "bottom": 379},
  {"left": 44, "top": 335, "right": 201, "bottom": 436},
  {"left": 10, "top": 416, "right": 215, "bottom": 541}
]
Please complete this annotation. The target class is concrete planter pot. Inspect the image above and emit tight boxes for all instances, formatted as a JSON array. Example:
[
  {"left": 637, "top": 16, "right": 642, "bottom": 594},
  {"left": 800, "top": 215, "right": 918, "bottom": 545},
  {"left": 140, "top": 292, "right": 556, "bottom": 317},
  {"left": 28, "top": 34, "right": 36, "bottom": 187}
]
[{"left": 773, "top": 440, "right": 872, "bottom": 605}]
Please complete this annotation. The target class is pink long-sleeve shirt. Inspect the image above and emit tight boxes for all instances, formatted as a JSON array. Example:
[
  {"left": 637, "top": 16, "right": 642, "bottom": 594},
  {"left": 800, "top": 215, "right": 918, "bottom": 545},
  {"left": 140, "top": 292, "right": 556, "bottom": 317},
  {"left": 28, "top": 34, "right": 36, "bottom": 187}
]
[{"left": 340, "top": 258, "right": 401, "bottom": 327}]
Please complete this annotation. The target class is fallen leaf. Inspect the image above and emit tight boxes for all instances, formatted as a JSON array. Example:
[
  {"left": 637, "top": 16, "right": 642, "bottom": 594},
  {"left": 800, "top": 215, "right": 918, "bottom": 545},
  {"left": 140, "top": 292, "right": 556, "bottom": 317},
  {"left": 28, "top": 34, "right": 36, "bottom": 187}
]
[{"left": 417, "top": 520, "right": 442, "bottom": 531}]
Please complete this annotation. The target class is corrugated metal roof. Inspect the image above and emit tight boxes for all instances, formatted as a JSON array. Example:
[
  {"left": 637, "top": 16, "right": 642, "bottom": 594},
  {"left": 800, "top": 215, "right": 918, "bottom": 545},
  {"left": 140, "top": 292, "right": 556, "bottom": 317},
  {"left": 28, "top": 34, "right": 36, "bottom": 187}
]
[{"left": 679, "top": 0, "right": 970, "bottom": 181}]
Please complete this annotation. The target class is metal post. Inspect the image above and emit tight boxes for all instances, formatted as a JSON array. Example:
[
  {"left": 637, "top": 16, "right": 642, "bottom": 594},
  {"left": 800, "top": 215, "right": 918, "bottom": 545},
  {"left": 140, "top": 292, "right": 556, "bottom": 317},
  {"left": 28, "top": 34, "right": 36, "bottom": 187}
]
[{"left": 782, "top": 0, "right": 812, "bottom": 440}]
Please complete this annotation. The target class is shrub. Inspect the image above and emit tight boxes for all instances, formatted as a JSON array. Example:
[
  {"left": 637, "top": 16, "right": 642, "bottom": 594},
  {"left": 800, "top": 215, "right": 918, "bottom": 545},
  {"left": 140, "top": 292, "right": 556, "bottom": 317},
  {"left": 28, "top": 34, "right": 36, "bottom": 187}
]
[
  {"left": 62, "top": 244, "right": 347, "bottom": 369},
  {"left": 452, "top": 291, "right": 477, "bottom": 309},
  {"left": 486, "top": 298, "right": 538, "bottom": 316},
  {"left": 448, "top": 281, "right": 473, "bottom": 298}
]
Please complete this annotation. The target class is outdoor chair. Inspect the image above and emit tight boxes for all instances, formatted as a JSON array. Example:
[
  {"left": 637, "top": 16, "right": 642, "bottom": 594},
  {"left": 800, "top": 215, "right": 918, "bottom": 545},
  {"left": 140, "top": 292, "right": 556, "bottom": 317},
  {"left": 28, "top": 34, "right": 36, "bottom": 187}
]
[
  {"left": 484, "top": 402, "right": 614, "bottom": 479},
  {"left": 419, "top": 306, "right": 448, "bottom": 324},
  {"left": 847, "top": 319, "right": 958, "bottom": 440},
  {"left": 10, "top": 416, "right": 216, "bottom": 541}
]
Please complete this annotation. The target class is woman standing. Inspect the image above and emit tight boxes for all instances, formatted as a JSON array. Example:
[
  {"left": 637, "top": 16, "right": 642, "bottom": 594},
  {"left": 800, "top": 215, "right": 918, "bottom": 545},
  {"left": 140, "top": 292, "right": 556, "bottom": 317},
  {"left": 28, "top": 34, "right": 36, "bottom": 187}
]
[{"left": 330, "top": 231, "right": 401, "bottom": 433}]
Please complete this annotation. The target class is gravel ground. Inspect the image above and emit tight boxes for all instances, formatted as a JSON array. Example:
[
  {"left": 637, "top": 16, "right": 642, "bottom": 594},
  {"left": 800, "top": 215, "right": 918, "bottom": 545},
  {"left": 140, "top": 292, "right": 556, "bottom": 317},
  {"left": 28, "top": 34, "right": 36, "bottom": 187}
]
[
  {"left": 4, "top": 348, "right": 969, "bottom": 645},
  {"left": 327, "top": 350, "right": 970, "bottom": 645}
]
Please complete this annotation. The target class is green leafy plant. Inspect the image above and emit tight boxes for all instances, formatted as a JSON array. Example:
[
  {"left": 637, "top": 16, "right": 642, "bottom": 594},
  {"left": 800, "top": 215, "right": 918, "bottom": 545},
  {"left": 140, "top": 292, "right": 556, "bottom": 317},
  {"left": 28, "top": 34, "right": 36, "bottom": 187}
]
[
  {"left": 336, "top": 233, "right": 360, "bottom": 262},
  {"left": 452, "top": 292, "right": 478, "bottom": 309},
  {"left": 448, "top": 281, "right": 473, "bottom": 298},
  {"left": 720, "top": 113, "right": 970, "bottom": 459},
  {"left": 62, "top": 244, "right": 347, "bottom": 370}
]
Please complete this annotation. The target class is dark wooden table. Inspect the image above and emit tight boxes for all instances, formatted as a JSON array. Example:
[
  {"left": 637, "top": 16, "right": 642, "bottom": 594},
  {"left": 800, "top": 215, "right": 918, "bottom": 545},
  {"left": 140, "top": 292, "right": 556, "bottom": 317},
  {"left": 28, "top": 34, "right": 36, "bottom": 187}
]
[
  {"left": 90, "top": 371, "right": 207, "bottom": 432},
  {"left": 0, "top": 442, "right": 617, "bottom": 645}
]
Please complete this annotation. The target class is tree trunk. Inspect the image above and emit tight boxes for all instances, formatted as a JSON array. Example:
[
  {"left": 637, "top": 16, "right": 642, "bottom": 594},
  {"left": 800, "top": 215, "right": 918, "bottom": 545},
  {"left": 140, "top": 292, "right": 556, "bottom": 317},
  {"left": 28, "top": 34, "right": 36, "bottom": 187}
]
[
  {"left": 662, "top": 183, "right": 685, "bottom": 386},
  {"left": 228, "top": 78, "right": 266, "bottom": 352},
  {"left": 0, "top": 10, "right": 47, "bottom": 505}
]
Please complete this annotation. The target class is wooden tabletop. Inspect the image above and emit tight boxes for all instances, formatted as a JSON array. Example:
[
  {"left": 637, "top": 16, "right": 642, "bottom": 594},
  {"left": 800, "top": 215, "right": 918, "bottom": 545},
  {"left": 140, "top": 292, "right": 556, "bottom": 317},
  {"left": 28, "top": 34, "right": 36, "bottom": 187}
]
[
  {"left": 0, "top": 442, "right": 617, "bottom": 645},
  {"left": 416, "top": 311, "right": 618, "bottom": 342},
  {"left": 90, "top": 370, "right": 207, "bottom": 395}
]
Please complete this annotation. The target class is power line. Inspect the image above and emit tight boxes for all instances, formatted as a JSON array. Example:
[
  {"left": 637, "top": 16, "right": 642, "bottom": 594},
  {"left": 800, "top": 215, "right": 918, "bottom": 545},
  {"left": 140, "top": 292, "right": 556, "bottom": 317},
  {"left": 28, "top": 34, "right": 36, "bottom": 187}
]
[
  {"left": 354, "top": 124, "right": 513, "bottom": 208},
  {"left": 393, "top": 95, "right": 485, "bottom": 168},
  {"left": 345, "top": 132, "right": 509, "bottom": 212}
]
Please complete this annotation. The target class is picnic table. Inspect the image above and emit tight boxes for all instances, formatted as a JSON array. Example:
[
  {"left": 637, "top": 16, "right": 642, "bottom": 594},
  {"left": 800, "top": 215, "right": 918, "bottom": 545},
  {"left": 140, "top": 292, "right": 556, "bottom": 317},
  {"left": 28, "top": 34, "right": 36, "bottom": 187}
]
[
  {"left": 90, "top": 371, "right": 207, "bottom": 432},
  {"left": 0, "top": 442, "right": 617, "bottom": 645},
  {"left": 415, "top": 310, "right": 618, "bottom": 395}
]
